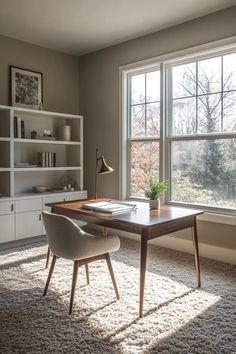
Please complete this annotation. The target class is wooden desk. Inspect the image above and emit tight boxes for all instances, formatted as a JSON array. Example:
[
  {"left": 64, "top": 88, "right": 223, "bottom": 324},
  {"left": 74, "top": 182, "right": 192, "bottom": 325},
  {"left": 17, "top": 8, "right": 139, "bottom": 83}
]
[{"left": 46, "top": 198, "right": 203, "bottom": 317}]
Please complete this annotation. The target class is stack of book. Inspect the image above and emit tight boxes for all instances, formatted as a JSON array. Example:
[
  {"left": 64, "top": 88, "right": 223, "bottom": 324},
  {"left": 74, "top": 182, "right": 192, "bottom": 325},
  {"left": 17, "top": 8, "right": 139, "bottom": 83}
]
[
  {"left": 37, "top": 152, "right": 56, "bottom": 167},
  {"left": 14, "top": 116, "right": 25, "bottom": 138},
  {"left": 15, "top": 162, "right": 37, "bottom": 168}
]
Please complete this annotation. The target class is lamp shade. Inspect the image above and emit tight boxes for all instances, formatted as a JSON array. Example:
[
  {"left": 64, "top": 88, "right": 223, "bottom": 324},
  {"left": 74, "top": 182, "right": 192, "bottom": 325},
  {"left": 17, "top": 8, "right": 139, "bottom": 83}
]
[{"left": 99, "top": 156, "right": 114, "bottom": 174}]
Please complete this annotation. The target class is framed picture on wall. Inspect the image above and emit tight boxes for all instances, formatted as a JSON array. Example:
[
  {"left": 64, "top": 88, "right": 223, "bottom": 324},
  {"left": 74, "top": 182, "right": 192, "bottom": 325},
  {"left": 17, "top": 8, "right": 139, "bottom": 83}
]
[{"left": 10, "top": 66, "right": 43, "bottom": 109}]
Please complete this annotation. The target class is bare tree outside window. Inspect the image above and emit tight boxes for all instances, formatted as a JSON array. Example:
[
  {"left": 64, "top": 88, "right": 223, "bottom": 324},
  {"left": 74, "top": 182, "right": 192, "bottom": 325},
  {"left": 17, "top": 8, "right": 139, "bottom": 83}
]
[{"left": 171, "top": 54, "right": 236, "bottom": 208}]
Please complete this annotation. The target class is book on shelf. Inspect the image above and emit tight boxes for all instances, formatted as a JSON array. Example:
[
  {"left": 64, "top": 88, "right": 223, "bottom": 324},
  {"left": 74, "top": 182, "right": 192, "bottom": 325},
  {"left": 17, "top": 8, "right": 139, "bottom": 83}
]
[
  {"left": 21, "top": 120, "right": 25, "bottom": 138},
  {"left": 37, "top": 152, "right": 56, "bottom": 167},
  {"left": 14, "top": 116, "right": 25, "bottom": 138},
  {"left": 14, "top": 116, "right": 17, "bottom": 138},
  {"left": 37, "top": 152, "right": 45, "bottom": 167},
  {"left": 14, "top": 162, "right": 37, "bottom": 168},
  {"left": 82, "top": 201, "right": 136, "bottom": 214}
]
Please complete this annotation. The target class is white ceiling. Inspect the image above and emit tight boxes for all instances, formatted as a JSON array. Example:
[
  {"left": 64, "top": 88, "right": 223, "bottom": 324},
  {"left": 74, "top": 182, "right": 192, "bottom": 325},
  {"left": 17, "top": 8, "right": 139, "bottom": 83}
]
[{"left": 0, "top": 0, "right": 235, "bottom": 56}]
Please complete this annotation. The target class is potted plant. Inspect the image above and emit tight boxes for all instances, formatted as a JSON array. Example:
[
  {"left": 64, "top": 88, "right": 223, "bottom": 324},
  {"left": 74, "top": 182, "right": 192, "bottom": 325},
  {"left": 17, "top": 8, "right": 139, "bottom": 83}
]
[{"left": 145, "top": 176, "right": 168, "bottom": 210}]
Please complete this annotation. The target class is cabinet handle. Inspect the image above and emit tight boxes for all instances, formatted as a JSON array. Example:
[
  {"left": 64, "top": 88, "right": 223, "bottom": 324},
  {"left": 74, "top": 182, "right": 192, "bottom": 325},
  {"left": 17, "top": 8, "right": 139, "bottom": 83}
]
[
  {"left": 11, "top": 204, "right": 14, "bottom": 212},
  {"left": 39, "top": 213, "right": 42, "bottom": 221},
  {"left": 64, "top": 198, "right": 66, "bottom": 202}
]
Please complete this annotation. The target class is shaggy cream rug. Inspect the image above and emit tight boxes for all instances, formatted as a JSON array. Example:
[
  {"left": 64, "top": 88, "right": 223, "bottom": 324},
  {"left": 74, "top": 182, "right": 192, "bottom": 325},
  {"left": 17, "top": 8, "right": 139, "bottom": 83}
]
[{"left": 0, "top": 237, "right": 235, "bottom": 354}]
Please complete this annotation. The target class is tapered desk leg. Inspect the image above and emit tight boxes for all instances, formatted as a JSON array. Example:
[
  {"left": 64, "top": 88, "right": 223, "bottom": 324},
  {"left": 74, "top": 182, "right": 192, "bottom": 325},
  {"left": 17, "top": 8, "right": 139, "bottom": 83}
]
[
  {"left": 139, "top": 235, "right": 148, "bottom": 318},
  {"left": 191, "top": 219, "right": 201, "bottom": 288}
]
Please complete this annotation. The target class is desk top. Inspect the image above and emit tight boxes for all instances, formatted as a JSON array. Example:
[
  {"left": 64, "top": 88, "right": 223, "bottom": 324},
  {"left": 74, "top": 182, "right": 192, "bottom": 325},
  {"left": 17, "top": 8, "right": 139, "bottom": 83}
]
[{"left": 47, "top": 198, "right": 203, "bottom": 237}]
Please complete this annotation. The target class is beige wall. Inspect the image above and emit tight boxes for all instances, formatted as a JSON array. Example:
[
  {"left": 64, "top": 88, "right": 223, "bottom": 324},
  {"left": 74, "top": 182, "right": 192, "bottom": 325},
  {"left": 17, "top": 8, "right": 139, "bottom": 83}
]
[
  {"left": 0, "top": 35, "right": 80, "bottom": 114},
  {"left": 79, "top": 6, "right": 236, "bottom": 253},
  {"left": 79, "top": 6, "right": 236, "bottom": 198}
]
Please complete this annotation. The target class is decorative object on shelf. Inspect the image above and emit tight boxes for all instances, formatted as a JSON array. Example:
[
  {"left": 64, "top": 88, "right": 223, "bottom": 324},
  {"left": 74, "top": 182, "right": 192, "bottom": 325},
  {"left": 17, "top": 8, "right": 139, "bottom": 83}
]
[
  {"left": 10, "top": 66, "right": 43, "bottom": 109},
  {"left": 145, "top": 176, "right": 168, "bottom": 210},
  {"left": 95, "top": 148, "right": 114, "bottom": 199},
  {"left": 31, "top": 129, "right": 56, "bottom": 140},
  {"left": 60, "top": 175, "right": 73, "bottom": 189},
  {"left": 32, "top": 186, "right": 50, "bottom": 193},
  {"left": 43, "top": 129, "right": 52, "bottom": 137},
  {"left": 59, "top": 125, "right": 71, "bottom": 141},
  {"left": 31, "top": 130, "right": 37, "bottom": 139}
]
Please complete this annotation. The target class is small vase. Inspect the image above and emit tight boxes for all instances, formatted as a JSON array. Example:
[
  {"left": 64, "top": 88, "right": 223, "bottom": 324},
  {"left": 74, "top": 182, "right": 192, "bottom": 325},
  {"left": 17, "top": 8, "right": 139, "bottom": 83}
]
[
  {"left": 59, "top": 125, "right": 71, "bottom": 141},
  {"left": 149, "top": 199, "right": 160, "bottom": 210}
]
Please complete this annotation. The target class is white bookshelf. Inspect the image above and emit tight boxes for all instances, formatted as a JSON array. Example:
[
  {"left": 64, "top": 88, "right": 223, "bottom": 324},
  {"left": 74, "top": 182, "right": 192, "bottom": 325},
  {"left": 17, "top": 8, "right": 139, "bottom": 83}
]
[{"left": 0, "top": 105, "right": 87, "bottom": 243}]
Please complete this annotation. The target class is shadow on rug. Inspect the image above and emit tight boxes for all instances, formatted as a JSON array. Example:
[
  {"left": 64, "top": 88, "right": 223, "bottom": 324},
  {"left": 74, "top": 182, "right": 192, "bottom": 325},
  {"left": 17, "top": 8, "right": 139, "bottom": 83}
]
[{"left": 0, "top": 238, "right": 235, "bottom": 353}]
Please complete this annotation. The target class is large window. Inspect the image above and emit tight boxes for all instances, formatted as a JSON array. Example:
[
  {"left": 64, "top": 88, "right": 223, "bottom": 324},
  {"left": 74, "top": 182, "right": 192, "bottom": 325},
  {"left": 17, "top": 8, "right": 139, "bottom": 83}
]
[{"left": 124, "top": 48, "right": 236, "bottom": 211}]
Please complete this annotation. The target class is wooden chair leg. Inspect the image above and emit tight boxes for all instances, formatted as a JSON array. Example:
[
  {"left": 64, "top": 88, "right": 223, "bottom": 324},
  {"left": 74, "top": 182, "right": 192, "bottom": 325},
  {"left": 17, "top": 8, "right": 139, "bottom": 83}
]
[
  {"left": 45, "top": 246, "right": 51, "bottom": 269},
  {"left": 69, "top": 260, "right": 79, "bottom": 314},
  {"left": 43, "top": 254, "right": 57, "bottom": 296},
  {"left": 105, "top": 253, "right": 119, "bottom": 300},
  {"left": 85, "top": 264, "right": 90, "bottom": 285}
]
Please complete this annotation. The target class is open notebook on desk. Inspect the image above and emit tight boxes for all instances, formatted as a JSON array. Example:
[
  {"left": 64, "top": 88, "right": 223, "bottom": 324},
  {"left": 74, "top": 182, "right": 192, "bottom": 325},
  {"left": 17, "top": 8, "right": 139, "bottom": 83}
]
[{"left": 82, "top": 201, "right": 136, "bottom": 214}]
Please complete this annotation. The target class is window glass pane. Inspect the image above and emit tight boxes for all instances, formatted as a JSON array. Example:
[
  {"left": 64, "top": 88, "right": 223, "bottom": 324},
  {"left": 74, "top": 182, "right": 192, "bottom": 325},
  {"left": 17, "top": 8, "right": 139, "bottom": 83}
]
[
  {"left": 198, "top": 57, "right": 221, "bottom": 95},
  {"left": 130, "top": 141, "right": 159, "bottom": 198},
  {"left": 198, "top": 94, "right": 221, "bottom": 133},
  {"left": 131, "top": 104, "right": 145, "bottom": 138},
  {"left": 131, "top": 74, "right": 145, "bottom": 104},
  {"left": 223, "top": 91, "right": 236, "bottom": 132},
  {"left": 172, "top": 62, "right": 196, "bottom": 98},
  {"left": 223, "top": 53, "right": 236, "bottom": 91},
  {"left": 146, "top": 71, "right": 160, "bottom": 102},
  {"left": 146, "top": 102, "right": 160, "bottom": 137},
  {"left": 172, "top": 97, "right": 196, "bottom": 135},
  {"left": 171, "top": 139, "right": 236, "bottom": 209}
]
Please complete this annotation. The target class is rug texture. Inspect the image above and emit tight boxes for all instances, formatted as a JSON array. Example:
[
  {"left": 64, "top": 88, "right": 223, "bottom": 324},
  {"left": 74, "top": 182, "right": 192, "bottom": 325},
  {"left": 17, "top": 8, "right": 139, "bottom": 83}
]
[{"left": 0, "top": 237, "right": 235, "bottom": 354}]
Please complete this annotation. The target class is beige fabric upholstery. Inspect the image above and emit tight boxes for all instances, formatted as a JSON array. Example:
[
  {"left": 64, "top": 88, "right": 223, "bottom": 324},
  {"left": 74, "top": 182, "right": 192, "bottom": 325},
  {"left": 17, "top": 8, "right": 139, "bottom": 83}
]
[{"left": 42, "top": 211, "right": 120, "bottom": 261}]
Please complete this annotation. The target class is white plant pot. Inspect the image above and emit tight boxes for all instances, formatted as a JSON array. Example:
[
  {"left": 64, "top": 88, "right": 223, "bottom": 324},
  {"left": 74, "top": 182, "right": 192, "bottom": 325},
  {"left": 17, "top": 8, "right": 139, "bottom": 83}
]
[{"left": 149, "top": 199, "right": 160, "bottom": 210}]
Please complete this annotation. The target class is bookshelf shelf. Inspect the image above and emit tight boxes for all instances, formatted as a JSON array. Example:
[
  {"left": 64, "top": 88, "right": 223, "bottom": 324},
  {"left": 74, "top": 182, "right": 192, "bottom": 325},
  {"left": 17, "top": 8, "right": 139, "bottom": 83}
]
[
  {"left": 0, "top": 168, "right": 11, "bottom": 172},
  {"left": 0, "top": 137, "right": 11, "bottom": 142},
  {"left": 14, "top": 138, "right": 81, "bottom": 145},
  {"left": 14, "top": 166, "right": 81, "bottom": 172}
]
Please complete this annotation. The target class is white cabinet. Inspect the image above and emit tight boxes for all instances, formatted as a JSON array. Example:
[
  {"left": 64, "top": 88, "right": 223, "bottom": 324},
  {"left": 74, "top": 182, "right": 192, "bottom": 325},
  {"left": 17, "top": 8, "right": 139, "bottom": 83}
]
[
  {"left": 0, "top": 104, "right": 87, "bottom": 244},
  {"left": 0, "top": 214, "right": 15, "bottom": 243},
  {"left": 0, "top": 190, "right": 87, "bottom": 243},
  {"left": 66, "top": 191, "right": 87, "bottom": 201},
  {"left": 16, "top": 211, "right": 43, "bottom": 240}
]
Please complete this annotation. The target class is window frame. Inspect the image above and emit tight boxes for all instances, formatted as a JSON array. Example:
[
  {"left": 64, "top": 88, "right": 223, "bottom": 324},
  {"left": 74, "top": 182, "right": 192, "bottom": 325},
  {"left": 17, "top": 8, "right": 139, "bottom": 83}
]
[
  {"left": 119, "top": 37, "right": 236, "bottom": 214},
  {"left": 127, "top": 65, "right": 162, "bottom": 198}
]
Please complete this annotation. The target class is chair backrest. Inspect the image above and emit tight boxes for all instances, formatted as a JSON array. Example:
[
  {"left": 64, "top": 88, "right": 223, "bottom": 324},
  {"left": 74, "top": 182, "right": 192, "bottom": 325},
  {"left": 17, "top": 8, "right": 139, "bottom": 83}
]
[{"left": 42, "top": 211, "right": 86, "bottom": 260}]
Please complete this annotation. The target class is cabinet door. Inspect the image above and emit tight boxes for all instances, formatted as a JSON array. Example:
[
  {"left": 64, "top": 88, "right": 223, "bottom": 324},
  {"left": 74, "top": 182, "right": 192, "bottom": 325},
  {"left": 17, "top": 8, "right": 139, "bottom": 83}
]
[
  {"left": 66, "top": 191, "right": 87, "bottom": 201},
  {"left": 0, "top": 214, "right": 15, "bottom": 243},
  {"left": 0, "top": 201, "right": 15, "bottom": 215},
  {"left": 16, "top": 211, "right": 43, "bottom": 240}
]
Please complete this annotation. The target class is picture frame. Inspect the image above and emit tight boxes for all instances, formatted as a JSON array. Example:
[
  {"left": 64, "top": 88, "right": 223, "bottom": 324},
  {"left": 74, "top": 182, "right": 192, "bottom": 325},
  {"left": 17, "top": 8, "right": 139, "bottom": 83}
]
[{"left": 10, "top": 66, "right": 43, "bottom": 109}]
